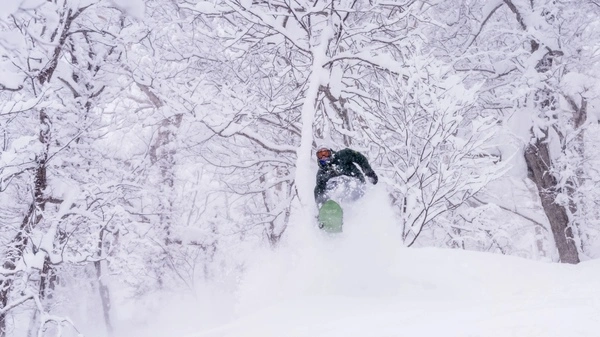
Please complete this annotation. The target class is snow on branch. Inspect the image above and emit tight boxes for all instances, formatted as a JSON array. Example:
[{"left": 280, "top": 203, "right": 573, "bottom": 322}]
[
  {"left": 0, "top": 290, "right": 81, "bottom": 336},
  {"left": 325, "top": 50, "right": 404, "bottom": 74},
  {"left": 503, "top": 0, "right": 559, "bottom": 50},
  {"left": 200, "top": 119, "right": 297, "bottom": 154},
  {"left": 184, "top": 0, "right": 311, "bottom": 54},
  {"left": 463, "top": 0, "right": 504, "bottom": 51}
]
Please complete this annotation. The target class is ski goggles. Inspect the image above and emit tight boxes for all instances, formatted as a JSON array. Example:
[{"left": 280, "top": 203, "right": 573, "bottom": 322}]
[{"left": 316, "top": 148, "right": 332, "bottom": 160}]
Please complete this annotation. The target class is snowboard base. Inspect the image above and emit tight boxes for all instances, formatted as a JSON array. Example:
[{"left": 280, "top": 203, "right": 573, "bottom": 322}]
[{"left": 318, "top": 200, "right": 343, "bottom": 233}]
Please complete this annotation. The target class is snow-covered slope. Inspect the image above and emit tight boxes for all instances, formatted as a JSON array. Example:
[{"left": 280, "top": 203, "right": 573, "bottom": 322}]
[
  {"left": 121, "top": 186, "right": 600, "bottom": 337},
  {"left": 190, "top": 246, "right": 600, "bottom": 337},
  {"left": 182, "top": 187, "right": 600, "bottom": 337}
]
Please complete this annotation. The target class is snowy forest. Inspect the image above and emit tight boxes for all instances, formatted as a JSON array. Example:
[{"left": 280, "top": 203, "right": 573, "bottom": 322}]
[{"left": 0, "top": 0, "right": 599, "bottom": 336}]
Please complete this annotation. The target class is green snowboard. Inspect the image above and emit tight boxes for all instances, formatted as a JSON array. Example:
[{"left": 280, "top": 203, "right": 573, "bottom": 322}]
[{"left": 318, "top": 200, "right": 343, "bottom": 233}]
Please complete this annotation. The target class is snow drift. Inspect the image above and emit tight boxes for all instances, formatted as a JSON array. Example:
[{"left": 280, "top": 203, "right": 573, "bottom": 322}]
[{"left": 117, "top": 185, "right": 600, "bottom": 337}]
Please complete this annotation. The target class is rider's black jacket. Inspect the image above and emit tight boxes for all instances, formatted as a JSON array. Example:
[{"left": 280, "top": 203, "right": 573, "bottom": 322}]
[{"left": 314, "top": 148, "right": 377, "bottom": 204}]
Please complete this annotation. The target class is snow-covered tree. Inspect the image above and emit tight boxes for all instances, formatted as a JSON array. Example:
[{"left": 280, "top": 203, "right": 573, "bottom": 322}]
[
  {"left": 454, "top": 0, "right": 600, "bottom": 262},
  {"left": 0, "top": 1, "right": 143, "bottom": 334}
]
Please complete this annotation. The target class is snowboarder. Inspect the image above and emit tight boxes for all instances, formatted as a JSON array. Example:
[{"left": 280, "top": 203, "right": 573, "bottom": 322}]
[{"left": 314, "top": 146, "right": 378, "bottom": 207}]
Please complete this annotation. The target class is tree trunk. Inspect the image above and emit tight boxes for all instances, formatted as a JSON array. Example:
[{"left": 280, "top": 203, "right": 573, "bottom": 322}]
[
  {"left": 93, "top": 228, "right": 113, "bottom": 335},
  {"left": 95, "top": 260, "right": 113, "bottom": 335},
  {"left": 149, "top": 113, "right": 182, "bottom": 287},
  {"left": 0, "top": 205, "right": 34, "bottom": 337},
  {"left": 524, "top": 137, "right": 580, "bottom": 264},
  {"left": 501, "top": 0, "right": 581, "bottom": 264},
  {"left": 564, "top": 95, "right": 588, "bottom": 252},
  {"left": 0, "top": 109, "right": 51, "bottom": 336},
  {"left": 150, "top": 114, "right": 183, "bottom": 241}
]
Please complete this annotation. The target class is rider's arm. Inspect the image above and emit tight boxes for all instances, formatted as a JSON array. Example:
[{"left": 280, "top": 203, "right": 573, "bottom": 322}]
[
  {"left": 314, "top": 171, "right": 328, "bottom": 204},
  {"left": 348, "top": 149, "right": 378, "bottom": 184}
]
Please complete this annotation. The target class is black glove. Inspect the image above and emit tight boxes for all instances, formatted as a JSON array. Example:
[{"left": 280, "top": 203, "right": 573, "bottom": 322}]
[{"left": 367, "top": 172, "right": 378, "bottom": 185}]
